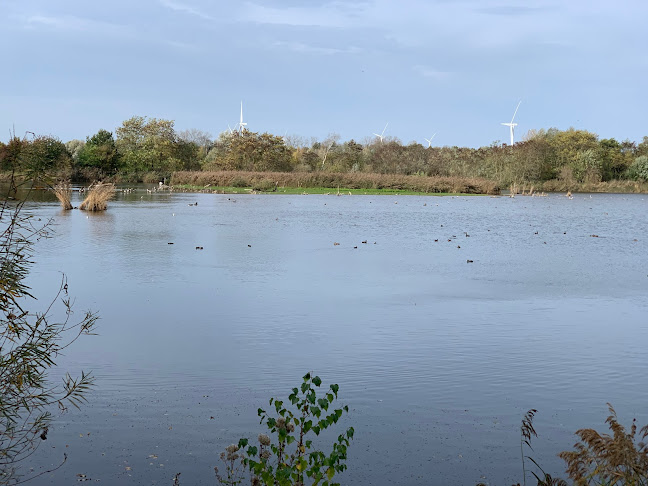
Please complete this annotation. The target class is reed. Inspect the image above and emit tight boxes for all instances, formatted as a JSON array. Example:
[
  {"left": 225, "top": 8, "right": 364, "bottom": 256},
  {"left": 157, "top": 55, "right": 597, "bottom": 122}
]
[
  {"left": 79, "top": 182, "right": 115, "bottom": 211},
  {"left": 52, "top": 182, "right": 72, "bottom": 210},
  {"left": 171, "top": 171, "right": 500, "bottom": 195}
]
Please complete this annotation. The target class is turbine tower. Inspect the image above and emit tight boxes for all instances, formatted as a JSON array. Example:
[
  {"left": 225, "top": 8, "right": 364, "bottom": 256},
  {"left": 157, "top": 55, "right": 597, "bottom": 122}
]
[
  {"left": 501, "top": 101, "right": 521, "bottom": 146},
  {"left": 373, "top": 123, "right": 388, "bottom": 143},
  {"left": 238, "top": 101, "right": 247, "bottom": 133},
  {"left": 424, "top": 133, "right": 437, "bottom": 148}
]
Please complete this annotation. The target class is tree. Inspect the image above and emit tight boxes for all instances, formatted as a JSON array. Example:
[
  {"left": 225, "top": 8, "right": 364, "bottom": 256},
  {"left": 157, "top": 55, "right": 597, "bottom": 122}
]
[
  {"left": 1, "top": 177, "right": 97, "bottom": 483},
  {"left": 627, "top": 155, "right": 648, "bottom": 181},
  {"left": 115, "top": 116, "right": 183, "bottom": 175},
  {"left": 18, "top": 136, "right": 72, "bottom": 180},
  {"left": 210, "top": 132, "right": 293, "bottom": 172},
  {"left": 77, "top": 129, "right": 121, "bottom": 174}
]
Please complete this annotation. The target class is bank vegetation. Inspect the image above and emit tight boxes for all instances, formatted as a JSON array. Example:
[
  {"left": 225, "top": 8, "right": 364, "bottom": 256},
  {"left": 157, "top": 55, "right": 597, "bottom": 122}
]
[{"left": 3, "top": 118, "right": 648, "bottom": 194}]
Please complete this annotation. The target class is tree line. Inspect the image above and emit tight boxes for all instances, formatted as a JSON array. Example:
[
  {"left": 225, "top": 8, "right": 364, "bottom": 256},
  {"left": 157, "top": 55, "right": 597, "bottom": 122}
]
[{"left": 2, "top": 116, "right": 648, "bottom": 187}]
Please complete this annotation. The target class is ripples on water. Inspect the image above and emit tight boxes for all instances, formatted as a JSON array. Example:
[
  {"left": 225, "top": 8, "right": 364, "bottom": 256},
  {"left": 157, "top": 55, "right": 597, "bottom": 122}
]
[{"left": 22, "top": 190, "right": 648, "bottom": 485}]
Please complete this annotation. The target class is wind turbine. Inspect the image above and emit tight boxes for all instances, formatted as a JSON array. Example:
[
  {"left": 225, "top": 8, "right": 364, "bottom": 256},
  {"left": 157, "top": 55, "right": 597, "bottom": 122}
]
[
  {"left": 238, "top": 101, "right": 247, "bottom": 133},
  {"left": 501, "top": 101, "right": 521, "bottom": 146},
  {"left": 424, "top": 133, "right": 437, "bottom": 148},
  {"left": 373, "top": 123, "right": 388, "bottom": 143}
]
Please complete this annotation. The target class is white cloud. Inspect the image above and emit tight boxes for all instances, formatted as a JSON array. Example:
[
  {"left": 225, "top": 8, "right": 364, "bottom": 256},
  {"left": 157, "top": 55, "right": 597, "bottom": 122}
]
[
  {"left": 413, "top": 65, "right": 451, "bottom": 80},
  {"left": 273, "top": 40, "right": 362, "bottom": 55},
  {"left": 159, "top": 0, "right": 213, "bottom": 20},
  {"left": 24, "top": 14, "right": 126, "bottom": 35},
  {"left": 240, "top": 1, "right": 365, "bottom": 28}
]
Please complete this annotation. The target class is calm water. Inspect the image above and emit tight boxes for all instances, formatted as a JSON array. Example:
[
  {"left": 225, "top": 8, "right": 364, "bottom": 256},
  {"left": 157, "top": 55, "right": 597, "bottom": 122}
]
[{"left": 21, "top": 189, "right": 648, "bottom": 485}]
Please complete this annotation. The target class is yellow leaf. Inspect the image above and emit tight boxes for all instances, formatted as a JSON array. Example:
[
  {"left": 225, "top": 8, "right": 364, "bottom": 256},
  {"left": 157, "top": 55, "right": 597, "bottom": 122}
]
[{"left": 326, "top": 467, "right": 335, "bottom": 480}]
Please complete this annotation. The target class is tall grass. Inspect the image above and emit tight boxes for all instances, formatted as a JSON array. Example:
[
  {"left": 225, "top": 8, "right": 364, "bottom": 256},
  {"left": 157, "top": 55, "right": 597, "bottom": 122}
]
[
  {"left": 52, "top": 182, "right": 72, "bottom": 210},
  {"left": 171, "top": 171, "right": 500, "bottom": 195},
  {"left": 79, "top": 182, "right": 115, "bottom": 211}
]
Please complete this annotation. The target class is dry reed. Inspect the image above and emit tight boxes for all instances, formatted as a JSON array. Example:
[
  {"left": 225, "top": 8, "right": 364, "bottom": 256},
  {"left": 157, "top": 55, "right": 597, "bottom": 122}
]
[
  {"left": 559, "top": 404, "right": 648, "bottom": 485},
  {"left": 171, "top": 171, "right": 500, "bottom": 195},
  {"left": 52, "top": 182, "right": 72, "bottom": 210},
  {"left": 79, "top": 182, "right": 115, "bottom": 211}
]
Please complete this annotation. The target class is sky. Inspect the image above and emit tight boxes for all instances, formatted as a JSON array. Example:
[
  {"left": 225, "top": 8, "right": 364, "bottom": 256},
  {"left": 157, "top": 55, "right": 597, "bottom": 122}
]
[{"left": 1, "top": 0, "right": 647, "bottom": 148}]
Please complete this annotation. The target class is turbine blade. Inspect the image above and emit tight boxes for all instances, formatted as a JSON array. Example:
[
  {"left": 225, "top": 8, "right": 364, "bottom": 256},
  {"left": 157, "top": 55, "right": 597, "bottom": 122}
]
[{"left": 510, "top": 100, "right": 521, "bottom": 123}]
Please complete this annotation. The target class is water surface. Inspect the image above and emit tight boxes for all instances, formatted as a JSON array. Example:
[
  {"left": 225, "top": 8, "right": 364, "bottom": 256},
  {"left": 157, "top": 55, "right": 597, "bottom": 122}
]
[{"left": 23, "top": 189, "right": 648, "bottom": 485}]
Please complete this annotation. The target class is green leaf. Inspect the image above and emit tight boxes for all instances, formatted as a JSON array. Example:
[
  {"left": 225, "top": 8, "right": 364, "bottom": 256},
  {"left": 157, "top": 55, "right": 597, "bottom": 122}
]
[
  {"left": 238, "top": 438, "right": 249, "bottom": 448},
  {"left": 303, "top": 372, "right": 311, "bottom": 381},
  {"left": 247, "top": 445, "right": 258, "bottom": 456},
  {"left": 301, "top": 382, "right": 309, "bottom": 394},
  {"left": 313, "top": 426, "right": 321, "bottom": 436},
  {"left": 286, "top": 435, "right": 296, "bottom": 444},
  {"left": 343, "top": 405, "right": 349, "bottom": 413},
  {"left": 327, "top": 393, "right": 334, "bottom": 403},
  {"left": 311, "top": 406, "right": 321, "bottom": 418},
  {"left": 347, "top": 427, "right": 354, "bottom": 439},
  {"left": 312, "top": 376, "right": 322, "bottom": 387},
  {"left": 330, "top": 384, "right": 339, "bottom": 396}
]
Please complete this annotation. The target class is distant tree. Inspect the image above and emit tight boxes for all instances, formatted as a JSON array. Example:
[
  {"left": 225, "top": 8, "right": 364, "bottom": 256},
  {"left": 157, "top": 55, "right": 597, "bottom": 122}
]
[
  {"left": 627, "top": 155, "right": 648, "bottom": 181},
  {"left": 0, "top": 137, "right": 25, "bottom": 173},
  {"left": 116, "top": 116, "right": 182, "bottom": 175},
  {"left": 178, "top": 129, "right": 212, "bottom": 162},
  {"left": 18, "top": 136, "right": 72, "bottom": 180},
  {"left": 65, "top": 140, "right": 85, "bottom": 163},
  {"left": 636, "top": 136, "right": 648, "bottom": 157},
  {"left": 77, "top": 129, "right": 121, "bottom": 174}
]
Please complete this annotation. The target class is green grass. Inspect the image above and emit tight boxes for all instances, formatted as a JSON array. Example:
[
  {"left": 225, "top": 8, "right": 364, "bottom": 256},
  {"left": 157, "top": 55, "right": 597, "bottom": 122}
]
[{"left": 172, "top": 184, "right": 486, "bottom": 196}]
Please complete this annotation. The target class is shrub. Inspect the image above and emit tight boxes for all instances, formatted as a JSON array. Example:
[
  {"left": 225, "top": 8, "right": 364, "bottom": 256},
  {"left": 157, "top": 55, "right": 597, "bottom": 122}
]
[
  {"left": 214, "top": 373, "right": 354, "bottom": 486},
  {"left": 627, "top": 156, "right": 648, "bottom": 182}
]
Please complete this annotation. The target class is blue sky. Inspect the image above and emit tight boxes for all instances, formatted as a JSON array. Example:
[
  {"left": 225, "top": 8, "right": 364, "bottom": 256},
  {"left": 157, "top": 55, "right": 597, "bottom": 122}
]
[{"left": 1, "top": 0, "right": 646, "bottom": 147}]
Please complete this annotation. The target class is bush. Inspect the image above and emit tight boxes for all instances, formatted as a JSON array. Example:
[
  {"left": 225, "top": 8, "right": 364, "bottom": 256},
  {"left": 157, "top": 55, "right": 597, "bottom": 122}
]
[
  {"left": 627, "top": 156, "right": 648, "bottom": 181},
  {"left": 214, "top": 373, "right": 354, "bottom": 486}
]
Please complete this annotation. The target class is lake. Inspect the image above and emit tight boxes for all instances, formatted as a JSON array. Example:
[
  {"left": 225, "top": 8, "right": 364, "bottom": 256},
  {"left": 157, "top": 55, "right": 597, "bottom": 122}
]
[{"left": 22, "top": 188, "right": 648, "bottom": 485}]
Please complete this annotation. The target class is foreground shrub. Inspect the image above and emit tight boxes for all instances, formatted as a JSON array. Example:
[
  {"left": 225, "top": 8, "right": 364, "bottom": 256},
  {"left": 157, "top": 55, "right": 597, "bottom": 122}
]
[
  {"left": 488, "top": 406, "right": 648, "bottom": 486},
  {"left": 1, "top": 178, "right": 97, "bottom": 483},
  {"left": 214, "top": 373, "right": 354, "bottom": 486}
]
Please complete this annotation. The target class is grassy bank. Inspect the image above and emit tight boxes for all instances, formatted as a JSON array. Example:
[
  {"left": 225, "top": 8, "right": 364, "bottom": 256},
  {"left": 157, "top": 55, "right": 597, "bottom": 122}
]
[
  {"left": 172, "top": 184, "right": 480, "bottom": 196},
  {"left": 171, "top": 171, "right": 501, "bottom": 195}
]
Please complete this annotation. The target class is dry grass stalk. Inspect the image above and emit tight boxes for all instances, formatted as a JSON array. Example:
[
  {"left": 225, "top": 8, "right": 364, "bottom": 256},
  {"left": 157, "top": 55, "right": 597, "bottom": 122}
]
[
  {"left": 52, "top": 182, "right": 72, "bottom": 210},
  {"left": 79, "top": 182, "right": 115, "bottom": 211}
]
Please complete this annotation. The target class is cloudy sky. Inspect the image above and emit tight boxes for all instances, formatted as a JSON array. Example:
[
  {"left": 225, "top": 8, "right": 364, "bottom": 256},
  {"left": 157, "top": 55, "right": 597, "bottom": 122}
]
[{"left": 1, "top": 0, "right": 646, "bottom": 147}]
